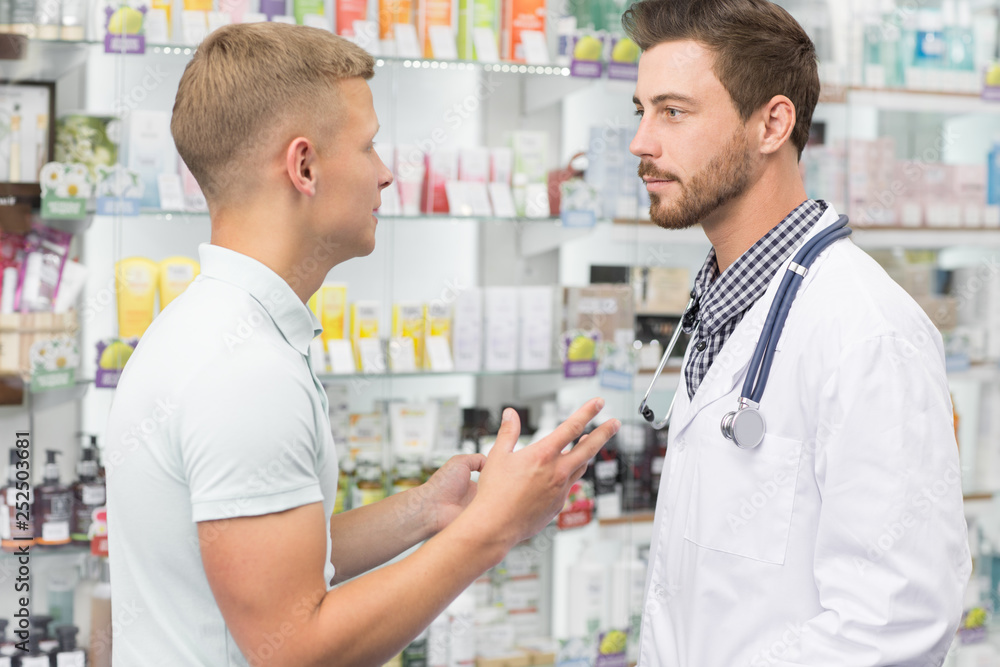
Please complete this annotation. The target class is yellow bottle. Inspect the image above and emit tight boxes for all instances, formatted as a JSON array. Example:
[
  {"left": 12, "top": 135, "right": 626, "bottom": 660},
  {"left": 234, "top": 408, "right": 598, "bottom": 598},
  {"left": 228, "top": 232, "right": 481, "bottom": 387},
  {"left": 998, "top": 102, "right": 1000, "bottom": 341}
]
[
  {"left": 158, "top": 256, "right": 200, "bottom": 310},
  {"left": 116, "top": 257, "right": 159, "bottom": 339},
  {"left": 319, "top": 284, "right": 348, "bottom": 344}
]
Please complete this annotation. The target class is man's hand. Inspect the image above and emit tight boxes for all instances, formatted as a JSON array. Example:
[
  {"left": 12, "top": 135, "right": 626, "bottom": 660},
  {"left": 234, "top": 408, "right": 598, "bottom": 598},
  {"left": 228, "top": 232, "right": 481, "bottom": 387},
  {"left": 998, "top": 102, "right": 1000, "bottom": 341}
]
[
  {"left": 468, "top": 398, "right": 619, "bottom": 547},
  {"left": 418, "top": 453, "right": 487, "bottom": 534}
]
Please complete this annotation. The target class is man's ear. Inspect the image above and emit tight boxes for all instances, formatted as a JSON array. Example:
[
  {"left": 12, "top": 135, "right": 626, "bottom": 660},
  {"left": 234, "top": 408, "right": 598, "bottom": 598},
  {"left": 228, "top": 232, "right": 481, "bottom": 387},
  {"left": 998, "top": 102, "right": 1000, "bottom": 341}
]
[
  {"left": 286, "top": 137, "right": 318, "bottom": 196},
  {"left": 757, "top": 95, "right": 796, "bottom": 156}
]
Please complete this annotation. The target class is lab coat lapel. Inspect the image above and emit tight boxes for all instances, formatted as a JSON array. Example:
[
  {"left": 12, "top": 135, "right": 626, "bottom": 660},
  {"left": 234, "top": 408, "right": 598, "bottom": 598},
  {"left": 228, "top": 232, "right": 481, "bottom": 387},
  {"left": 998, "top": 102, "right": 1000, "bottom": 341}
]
[{"left": 666, "top": 205, "right": 843, "bottom": 443}]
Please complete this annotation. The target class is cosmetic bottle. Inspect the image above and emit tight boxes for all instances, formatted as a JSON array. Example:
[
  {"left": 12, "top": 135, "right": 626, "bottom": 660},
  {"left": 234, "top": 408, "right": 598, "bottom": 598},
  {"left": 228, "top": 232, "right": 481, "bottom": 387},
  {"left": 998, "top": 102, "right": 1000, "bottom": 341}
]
[
  {"left": 89, "top": 560, "right": 112, "bottom": 667},
  {"left": 1, "top": 448, "right": 34, "bottom": 552},
  {"left": 71, "top": 438, "right": 105, "bottom": 543},
  {"left": 0, "top": 619, "right": 16, "bottom": 666},
  {"left": 16, "top": 633, "right": 51, "bottom": 667},
  {"left": 53, "top": 625, "right": 86, "bottom": 667},
  {"left": 34, "top": 450, "right": 73, "bottom": 547},
  {"left": 27, "top": 615, "right": 57, "bottom": 656},
  {"left": 8, "top": 107, "right": 20, "bottom": 183},
  {"left": 47, "top": 572, "right": 74, "bottom": 632}
]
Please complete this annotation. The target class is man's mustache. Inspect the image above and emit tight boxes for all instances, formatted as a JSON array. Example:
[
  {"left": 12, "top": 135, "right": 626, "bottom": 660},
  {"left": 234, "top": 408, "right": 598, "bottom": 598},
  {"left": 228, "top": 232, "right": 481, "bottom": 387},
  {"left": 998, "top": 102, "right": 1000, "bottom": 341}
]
[{"left": 638, "top": 161, "right": 681, "bottom": 184}]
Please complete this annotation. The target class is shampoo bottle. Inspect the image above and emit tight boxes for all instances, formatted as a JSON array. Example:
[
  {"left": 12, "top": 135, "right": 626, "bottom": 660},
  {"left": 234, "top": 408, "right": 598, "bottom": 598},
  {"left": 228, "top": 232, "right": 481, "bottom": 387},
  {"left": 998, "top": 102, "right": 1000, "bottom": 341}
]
[
  {"left": 567, "top": 542, "right": 607, "bottom": 639},
  {"left": 34, "top": 450, "right": 73, "bottom": 547},
  {"left": 53, "top": 625, "right": 86, "bottom": 667},
  {"left": 72, "top": 437, "right": 105, "bottom": 543},
  {"left": 15, "top": 634, "right": 50, "bottom": 667},
  {"left": 446, "top": 588, "right": 475, "bottom": 667},
  {"left": 115, "top": 257, "right": 159, "bottom": 339},
  {"left": 158, "top": 256, "right": 199, "bottom": 310},
  {"left": 27, "top": 615, "right": 57, "bottom": 655},
  {"left": 90, "top": 560, "right": 112, "bottom": 667},
  {"left": 610, "top": 544, "right": 646, "bottom": 662}
]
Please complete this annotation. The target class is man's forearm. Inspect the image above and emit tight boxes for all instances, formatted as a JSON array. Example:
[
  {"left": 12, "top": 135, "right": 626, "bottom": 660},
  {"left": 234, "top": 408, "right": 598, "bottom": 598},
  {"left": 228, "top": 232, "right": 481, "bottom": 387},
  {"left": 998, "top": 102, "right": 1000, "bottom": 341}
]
[{"left": 329, "top": 485, "right": 440, "bottom": 583}]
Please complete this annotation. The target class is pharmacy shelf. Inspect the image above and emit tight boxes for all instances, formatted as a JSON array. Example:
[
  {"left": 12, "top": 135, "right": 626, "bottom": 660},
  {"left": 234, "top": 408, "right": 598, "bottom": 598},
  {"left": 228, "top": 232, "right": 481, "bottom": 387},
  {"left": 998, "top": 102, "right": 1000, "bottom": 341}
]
[
  {"left": 605, "top": 222, "right": 1000, "bottom": 251},
  {"left": 0, "top": 37, "right": 90, "bottom": 81},
  {"left": 818, "top": 85, "right": 1000, "bottom": 115},
  {"left": 40, "top": 38, "right": 572, "bottom": 77},
  {"left": 0, "top": 543, "right": 92, "bottom": 559},
  {"left": 318, "top": 367, "right": 566, "bottom": 382}
]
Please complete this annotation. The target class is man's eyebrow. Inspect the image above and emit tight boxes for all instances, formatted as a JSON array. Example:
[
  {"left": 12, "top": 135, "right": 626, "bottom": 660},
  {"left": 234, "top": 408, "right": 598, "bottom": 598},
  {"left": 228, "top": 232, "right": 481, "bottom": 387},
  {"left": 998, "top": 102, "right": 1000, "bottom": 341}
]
[{"left": 633, "top": 92, "right": 697, "bottom": 106}]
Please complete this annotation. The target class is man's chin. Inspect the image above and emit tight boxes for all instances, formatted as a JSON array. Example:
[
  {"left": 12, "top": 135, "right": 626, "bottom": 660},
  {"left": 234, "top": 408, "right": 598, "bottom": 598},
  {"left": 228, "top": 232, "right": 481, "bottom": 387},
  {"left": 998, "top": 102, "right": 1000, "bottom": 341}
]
[{"left": 648, "top": 204, "right": 702, "bottom": 230}]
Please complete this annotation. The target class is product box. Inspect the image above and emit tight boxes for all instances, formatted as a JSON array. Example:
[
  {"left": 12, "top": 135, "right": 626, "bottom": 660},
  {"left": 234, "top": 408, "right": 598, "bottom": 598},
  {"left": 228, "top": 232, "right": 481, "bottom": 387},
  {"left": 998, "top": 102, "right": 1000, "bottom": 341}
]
[
  {"left": 417, "top": 0, "right": 452, "bottom": 57},
  {"left": 389, "top": 401, "right": 439, "bottom": 456},
  {"left": 396, "top": 144, "right": 426, "bottom": 216},
  {"left": 348, "top": 411, "right": 385, "bottom": 457},
  {"left": 484, "top": 287, "right": 518, "bottom": 371},
  {"left": 501, "top": 0, "right": 545, "bottom": 62},
  {"left": 457, "top": 0, "right": 498, "bottom": 59},
  {"left": 452, "top": 287, "right": 483, "bottom": 371},
  {"left": 459, "top": 147, "right": 491, "bottom": 183},
  {"left": 562, "top": 284, "right": 635, "bottom": 345},
  {"left": 423, "top": 149, "right": 459, "bottom": 214},
  {"left": 392, "top": 302, "right": 424, "bottom": 369},
  {"left": 518, "top": 286, "right": 553, "bottom": 370},
  {"left": 423, "top": 301, "right": 452, "bottom": 370},
  {"left": 350, "top": 300, "right": 381, "bottom": 371},
  {"left": 314, "top": 283, "right": 348, "bottom": 343},
  {"left": 126, "top": 110, "right": 176, "bottom": 210},
  {"left": 491, "top": 147, "right": 513, "bottom": 184},
  {"left": 326, "top": 383, "right": 350, "bottom": 445},
  {"left": 435, "top": 396, "right": 462, "bottom": 451}
]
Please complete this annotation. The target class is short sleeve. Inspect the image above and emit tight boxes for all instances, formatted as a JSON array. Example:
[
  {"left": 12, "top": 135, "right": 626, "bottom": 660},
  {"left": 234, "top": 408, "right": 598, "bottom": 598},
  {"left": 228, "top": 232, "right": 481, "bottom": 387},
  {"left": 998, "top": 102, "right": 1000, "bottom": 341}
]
[{"left": 178, "top": 347, "right": 324, "bottom": 523}]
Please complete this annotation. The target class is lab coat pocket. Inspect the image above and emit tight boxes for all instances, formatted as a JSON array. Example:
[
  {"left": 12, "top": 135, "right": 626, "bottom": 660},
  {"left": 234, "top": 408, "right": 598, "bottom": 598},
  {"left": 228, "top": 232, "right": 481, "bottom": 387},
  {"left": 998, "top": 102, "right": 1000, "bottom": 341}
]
[{"left": 683, "top": 434, "right": 803, "bottom": 565}]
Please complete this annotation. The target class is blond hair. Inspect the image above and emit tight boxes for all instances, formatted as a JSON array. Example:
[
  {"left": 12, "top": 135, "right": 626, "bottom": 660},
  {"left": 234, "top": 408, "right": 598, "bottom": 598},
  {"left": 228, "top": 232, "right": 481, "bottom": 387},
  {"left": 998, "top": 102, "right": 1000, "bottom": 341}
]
[{"left": 171, "top": 22, "right": 375, "bottom": 202}]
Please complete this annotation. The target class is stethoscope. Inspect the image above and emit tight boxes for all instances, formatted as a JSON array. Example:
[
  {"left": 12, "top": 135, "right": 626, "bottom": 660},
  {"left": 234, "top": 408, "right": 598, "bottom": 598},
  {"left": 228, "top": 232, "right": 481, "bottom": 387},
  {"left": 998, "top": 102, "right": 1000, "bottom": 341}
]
[{"left": 638, "top": 215, "right": 852, "bottom": 449}]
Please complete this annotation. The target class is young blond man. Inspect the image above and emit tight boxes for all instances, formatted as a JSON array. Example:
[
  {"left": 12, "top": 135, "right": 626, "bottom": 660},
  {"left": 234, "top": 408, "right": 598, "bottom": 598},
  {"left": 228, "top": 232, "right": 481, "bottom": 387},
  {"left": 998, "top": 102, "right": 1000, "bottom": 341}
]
[
  {"left": 625, "top": 0, "right": 969, "bottom": 665},
  {"left": 105, "top": 22, "right": 620, "bottom": 666}
]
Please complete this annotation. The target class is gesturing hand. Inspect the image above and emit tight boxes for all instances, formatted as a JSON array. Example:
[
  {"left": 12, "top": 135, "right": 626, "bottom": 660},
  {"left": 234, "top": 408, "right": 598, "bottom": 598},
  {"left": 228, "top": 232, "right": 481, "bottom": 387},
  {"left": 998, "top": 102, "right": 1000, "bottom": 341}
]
[{"left": 471, "top": 398, "right": 620, "bottom": 548}]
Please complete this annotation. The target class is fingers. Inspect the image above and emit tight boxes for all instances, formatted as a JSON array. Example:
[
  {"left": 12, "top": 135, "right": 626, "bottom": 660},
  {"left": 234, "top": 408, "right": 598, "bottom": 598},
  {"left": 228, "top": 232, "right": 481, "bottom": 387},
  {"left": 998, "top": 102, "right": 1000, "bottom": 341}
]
[
  {"left": 491, "top": 407, "right": 522, "bottom": 456},
  {"left": 562, "top": 418, "right": 620, "bottom": 470},
  {"left": 453, "top": 453, "right": 487, "bottom": 474},
  {"left": 536, "top": 398, "right": 607, "bottom": 457}
]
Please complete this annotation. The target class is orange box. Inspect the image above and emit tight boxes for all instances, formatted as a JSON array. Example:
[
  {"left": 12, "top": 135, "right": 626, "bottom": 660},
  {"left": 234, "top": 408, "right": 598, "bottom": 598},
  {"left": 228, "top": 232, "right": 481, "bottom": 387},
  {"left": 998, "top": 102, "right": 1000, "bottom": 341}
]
[{"left": 501, "top": 0, "right": 544, "bottom": 62}]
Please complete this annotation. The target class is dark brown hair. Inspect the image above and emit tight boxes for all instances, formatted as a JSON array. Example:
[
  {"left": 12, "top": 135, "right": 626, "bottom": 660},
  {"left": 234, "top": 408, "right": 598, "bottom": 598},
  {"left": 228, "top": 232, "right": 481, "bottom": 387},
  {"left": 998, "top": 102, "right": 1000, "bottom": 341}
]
[
  {"left": 171, "top": 22, "right": 375, "bottom": 202},
  {"left": 622, "top": 0, "right": 819, "bottom": 158}
]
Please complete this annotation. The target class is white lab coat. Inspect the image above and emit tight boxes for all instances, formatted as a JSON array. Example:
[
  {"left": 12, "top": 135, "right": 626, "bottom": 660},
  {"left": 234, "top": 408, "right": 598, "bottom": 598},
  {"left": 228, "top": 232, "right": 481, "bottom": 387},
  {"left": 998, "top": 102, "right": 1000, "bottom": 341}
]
[{"left": 637, "top": 206, "right": 971, "bottom": 667}]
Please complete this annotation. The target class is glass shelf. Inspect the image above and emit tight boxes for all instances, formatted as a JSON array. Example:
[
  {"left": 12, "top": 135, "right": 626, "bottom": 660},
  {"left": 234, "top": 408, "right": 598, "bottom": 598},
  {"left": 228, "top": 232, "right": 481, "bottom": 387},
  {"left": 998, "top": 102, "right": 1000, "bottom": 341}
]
[
  {"left": 318, "top": 367, "right": 565, "bottom": 381},
  {"left": 0, "top": 543, "right": 92, "bottom": 559}
]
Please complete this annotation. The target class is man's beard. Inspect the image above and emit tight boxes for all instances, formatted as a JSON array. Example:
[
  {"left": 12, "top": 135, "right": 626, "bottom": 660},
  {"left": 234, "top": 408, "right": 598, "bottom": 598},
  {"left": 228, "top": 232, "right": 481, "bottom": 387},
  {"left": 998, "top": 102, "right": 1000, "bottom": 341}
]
[{"left": 638, "top": 126, "right": 756, "bottom": 230}]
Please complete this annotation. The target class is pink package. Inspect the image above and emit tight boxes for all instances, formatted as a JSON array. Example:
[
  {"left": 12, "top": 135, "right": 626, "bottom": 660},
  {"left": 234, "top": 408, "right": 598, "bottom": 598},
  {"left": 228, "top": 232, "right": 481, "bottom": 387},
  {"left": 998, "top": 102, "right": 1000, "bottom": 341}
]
[{"left": 17, "top": 223, "right": 73, "bottom": 313}]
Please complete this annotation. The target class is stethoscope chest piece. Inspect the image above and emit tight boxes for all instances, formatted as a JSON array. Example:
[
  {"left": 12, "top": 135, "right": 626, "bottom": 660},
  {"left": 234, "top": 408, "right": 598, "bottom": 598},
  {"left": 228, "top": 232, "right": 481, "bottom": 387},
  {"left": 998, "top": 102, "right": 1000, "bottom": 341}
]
[{"left": 721, "top": 399, "right": 765, "bottom": 449}]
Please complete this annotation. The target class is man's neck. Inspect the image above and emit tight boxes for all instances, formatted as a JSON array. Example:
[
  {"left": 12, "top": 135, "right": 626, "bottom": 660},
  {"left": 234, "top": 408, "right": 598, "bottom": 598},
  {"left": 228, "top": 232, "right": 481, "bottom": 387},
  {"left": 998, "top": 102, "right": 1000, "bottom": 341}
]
[
  {"left": 209, "top": 203, "right": 332, "bottom": 303},
  {"left": 701, "top": 163, "right": 809, "bottom": 273}
]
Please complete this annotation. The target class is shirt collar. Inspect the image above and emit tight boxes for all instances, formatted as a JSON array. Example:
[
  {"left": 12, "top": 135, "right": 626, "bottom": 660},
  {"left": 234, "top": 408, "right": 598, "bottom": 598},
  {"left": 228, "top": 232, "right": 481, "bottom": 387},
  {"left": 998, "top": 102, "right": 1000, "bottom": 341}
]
[
  {"left": 691, "top": 199, "right": 827, "bottom": 336},
  {"left": 198, "top": 243, "right": 321, "bottom": 355}
]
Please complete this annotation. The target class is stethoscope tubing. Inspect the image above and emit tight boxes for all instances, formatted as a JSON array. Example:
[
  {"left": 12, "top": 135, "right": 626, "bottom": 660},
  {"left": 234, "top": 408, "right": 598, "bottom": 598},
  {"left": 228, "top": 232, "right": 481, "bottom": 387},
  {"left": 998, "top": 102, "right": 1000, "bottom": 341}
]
[
  {"left": 743, "top": 218, "right": 852, "bottom": 404},
  {"left": 639, "top": 214, "right": 851, "bottom": 433}
]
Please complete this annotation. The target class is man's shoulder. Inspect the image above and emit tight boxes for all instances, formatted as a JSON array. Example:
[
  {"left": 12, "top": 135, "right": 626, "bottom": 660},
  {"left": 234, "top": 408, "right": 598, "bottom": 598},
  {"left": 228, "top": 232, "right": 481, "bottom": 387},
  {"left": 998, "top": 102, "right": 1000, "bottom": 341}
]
[{"left": 800, "top": 241, "right": 939, "bottom": 345}]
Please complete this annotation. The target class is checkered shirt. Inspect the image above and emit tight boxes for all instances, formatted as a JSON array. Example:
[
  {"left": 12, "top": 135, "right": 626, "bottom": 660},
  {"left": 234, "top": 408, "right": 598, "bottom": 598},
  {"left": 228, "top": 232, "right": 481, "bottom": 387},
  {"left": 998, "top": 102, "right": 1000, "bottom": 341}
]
[{"left": 683, "top": 199, "right": 827, "bottom": 399}]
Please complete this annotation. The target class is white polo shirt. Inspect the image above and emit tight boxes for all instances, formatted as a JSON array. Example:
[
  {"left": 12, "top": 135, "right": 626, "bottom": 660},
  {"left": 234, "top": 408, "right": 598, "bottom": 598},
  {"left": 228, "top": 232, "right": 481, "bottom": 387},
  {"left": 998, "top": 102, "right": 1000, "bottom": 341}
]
[{"left": 106, "top": 243, "right": 337, "bottom": 666}]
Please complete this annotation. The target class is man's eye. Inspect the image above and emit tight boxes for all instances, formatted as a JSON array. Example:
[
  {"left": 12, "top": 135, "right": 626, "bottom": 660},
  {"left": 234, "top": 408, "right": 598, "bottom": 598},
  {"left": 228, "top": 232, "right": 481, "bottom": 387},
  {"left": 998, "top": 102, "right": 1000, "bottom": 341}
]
[
  {"left": 666, "top": 108, "right": 681, "bottom": 118},
  {"left": 634, "top": 109, "right": 644, "bottom": 117}
]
